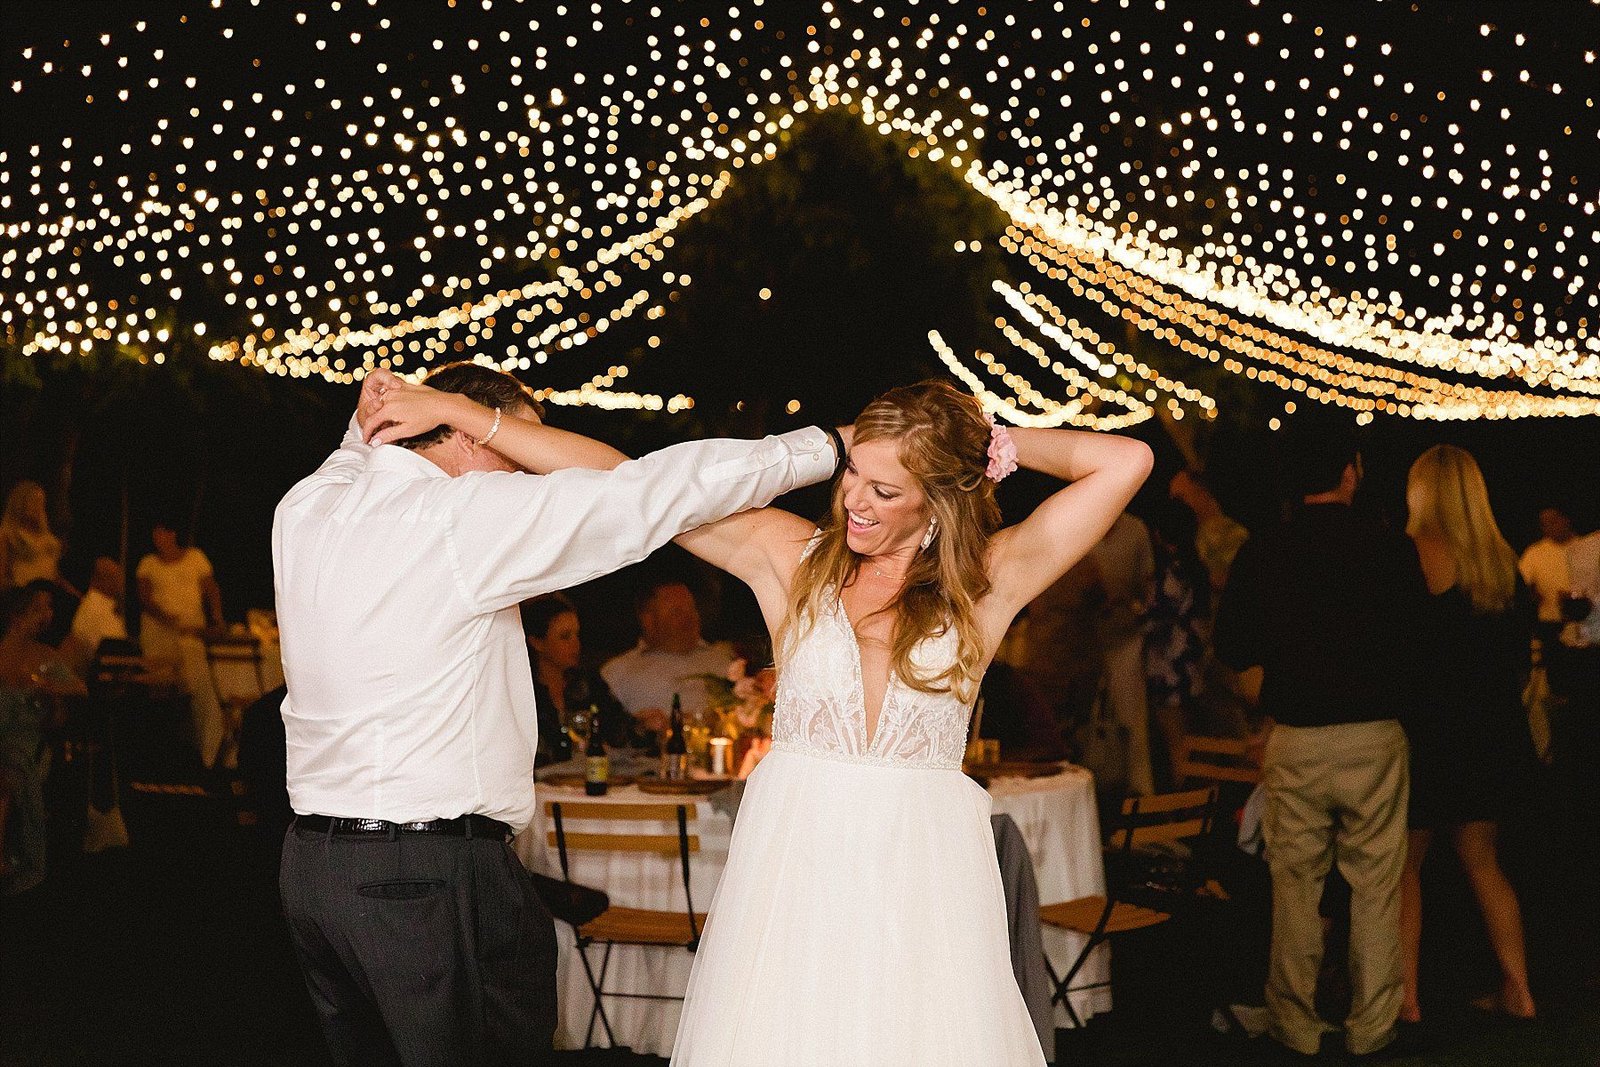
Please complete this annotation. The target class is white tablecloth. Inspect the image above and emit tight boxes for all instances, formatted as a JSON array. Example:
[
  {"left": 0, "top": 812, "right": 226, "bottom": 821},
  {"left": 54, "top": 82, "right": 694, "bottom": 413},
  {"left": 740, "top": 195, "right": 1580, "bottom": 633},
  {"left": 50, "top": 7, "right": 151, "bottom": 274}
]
[
  {"left": 987, "top": 765, "right": 1112, "bottom": 1027},
  {"left": 516, "top": 765, "right": 1107, "bottom": 1055}
]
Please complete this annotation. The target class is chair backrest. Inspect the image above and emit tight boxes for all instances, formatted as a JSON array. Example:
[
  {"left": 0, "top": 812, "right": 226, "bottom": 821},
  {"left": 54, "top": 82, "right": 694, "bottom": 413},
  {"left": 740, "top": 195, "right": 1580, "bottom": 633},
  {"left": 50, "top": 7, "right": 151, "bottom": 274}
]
[
  {"left": 545, "top": 800, "right": 702, "bottom": 942},
  {"left": 205, "top": 635, "right": 267, "bottom": 703},
  {"left": 1108, "top": 786, "right": 1218, "bottom": 851},
  {"left": 1175, "top": 734, "right": 1261, "bottom": 786},
  {"left": 543, "top": 801, "right": 701, "bottom": 856}
]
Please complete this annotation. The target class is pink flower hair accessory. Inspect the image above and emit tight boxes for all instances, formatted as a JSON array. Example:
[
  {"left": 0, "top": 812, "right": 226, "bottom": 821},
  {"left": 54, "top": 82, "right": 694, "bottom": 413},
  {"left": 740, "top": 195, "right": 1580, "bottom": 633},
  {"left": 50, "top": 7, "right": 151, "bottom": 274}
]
[{"left": 984, "top": 413, "right": 1019, "bottom": 482}]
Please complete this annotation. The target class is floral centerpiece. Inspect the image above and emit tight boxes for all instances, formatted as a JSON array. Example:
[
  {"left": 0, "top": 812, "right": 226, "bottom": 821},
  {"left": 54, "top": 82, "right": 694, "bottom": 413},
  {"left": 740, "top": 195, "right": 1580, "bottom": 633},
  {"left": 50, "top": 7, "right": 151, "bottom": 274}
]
[{"left": 694, "top": 658, "right": 777, "bottom": 740}]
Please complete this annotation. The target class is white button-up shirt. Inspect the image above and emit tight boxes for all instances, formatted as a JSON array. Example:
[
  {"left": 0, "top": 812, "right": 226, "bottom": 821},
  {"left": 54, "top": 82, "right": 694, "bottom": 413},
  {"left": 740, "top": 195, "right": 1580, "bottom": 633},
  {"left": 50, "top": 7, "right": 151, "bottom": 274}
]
[{"left": 273, "top": 420, "right": 834, "bottom": 833}]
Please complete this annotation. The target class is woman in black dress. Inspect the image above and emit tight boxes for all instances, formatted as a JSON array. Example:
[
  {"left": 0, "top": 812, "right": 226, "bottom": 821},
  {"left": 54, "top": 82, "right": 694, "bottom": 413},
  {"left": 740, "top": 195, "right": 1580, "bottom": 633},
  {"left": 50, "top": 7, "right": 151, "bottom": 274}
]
[
  {"left": 521, "top": 593, "right": 636, "bottom": 766},
  {"left": 1400, "top": 445, "right": 1536, "bottom": 1023}
]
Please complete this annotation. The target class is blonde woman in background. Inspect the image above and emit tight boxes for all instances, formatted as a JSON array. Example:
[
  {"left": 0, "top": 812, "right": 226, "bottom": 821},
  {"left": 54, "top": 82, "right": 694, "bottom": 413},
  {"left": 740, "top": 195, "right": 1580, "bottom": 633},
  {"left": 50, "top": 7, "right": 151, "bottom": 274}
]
[
  {"left": 1400, "top": 444, "right": 1537, "bottom": 1023},
  {"left": 0, "top": 482, "right": 65, "bottom": 591}
]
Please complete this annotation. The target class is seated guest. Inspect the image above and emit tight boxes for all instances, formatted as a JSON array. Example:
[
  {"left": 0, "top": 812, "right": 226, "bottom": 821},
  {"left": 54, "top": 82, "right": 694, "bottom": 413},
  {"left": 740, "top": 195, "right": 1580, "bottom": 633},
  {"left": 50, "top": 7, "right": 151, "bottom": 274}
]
[
  {"left": 137, "top": 519, "right": 226, "bottom": 768},
  {"left": 64, "top": 557, "right": 129, "bottom": 679},
  {"left": 601, "top": 576, "right": 734, "bottom": 736},
  {"left": 0, "top": 582, "right": 84, "bottom": 894},
  {"left": 521, "top": 594, "right": 635, "bottom": 765}
]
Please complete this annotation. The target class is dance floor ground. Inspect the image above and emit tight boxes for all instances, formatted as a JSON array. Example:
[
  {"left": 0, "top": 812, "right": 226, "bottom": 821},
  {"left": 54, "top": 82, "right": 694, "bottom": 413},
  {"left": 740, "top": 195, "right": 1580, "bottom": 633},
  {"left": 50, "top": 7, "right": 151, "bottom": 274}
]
[{"left": 3, "top": 758, "right": 1596, "bottom": 1067}]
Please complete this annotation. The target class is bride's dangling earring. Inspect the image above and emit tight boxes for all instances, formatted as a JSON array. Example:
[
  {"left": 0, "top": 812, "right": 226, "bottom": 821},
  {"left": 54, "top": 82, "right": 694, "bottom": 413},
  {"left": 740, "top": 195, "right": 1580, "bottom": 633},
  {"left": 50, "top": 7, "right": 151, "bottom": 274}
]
[{"left": 920, "top": 516, "right": 938, "bottom": 551}]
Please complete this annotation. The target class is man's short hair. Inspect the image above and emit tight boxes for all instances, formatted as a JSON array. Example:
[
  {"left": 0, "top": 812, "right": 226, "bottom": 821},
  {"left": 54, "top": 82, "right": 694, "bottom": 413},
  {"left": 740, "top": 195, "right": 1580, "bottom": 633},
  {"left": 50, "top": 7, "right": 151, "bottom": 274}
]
[
  {"left": 396, "top": 362, "right": 545, "bottom": 450},
  {"left": 1280, "top": 411, "right": 1359, "bottom": 498},
  {"left": 633, "top": 575, "right": 692, "bottom": 619}
]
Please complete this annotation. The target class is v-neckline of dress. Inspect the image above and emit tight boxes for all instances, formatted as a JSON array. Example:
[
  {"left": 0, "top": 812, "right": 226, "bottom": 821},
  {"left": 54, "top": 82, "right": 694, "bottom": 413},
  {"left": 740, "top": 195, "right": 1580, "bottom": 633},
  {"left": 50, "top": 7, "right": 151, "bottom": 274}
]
[{"left": 833, "top": 594, "right": 895, "bottom": 753}]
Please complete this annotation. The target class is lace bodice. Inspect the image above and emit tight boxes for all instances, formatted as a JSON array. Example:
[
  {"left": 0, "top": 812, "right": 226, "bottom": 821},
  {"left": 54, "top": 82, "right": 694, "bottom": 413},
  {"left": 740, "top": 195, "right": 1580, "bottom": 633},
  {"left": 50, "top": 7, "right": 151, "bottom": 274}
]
[{"left": 771, "top": 593, "right": 973, "bottom": 770}]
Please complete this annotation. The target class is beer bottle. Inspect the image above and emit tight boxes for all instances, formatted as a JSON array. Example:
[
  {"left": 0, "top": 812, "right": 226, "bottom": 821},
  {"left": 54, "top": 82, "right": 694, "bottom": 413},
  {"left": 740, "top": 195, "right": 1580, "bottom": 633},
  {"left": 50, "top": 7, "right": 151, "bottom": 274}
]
[
  {"left": 584, "top": 705, "right": 609, "bottom": 796},
  {"left": 661, "top": 692, "right": 688, "bottom": 781}
]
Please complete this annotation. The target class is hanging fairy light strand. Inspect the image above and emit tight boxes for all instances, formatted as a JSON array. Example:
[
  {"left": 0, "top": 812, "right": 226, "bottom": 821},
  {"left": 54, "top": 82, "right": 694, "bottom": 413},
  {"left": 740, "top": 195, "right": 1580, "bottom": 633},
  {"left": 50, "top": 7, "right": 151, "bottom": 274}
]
[{"left": 4, "top": 0, "right": 1599, "bottom": 420}]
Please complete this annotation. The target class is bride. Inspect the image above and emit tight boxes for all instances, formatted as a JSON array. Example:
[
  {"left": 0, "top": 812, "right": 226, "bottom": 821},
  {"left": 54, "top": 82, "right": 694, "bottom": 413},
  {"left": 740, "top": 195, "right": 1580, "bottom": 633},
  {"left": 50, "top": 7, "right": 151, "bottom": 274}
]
[{"left": 669, "top": 381, "right": 1151, "bottom": 1066}]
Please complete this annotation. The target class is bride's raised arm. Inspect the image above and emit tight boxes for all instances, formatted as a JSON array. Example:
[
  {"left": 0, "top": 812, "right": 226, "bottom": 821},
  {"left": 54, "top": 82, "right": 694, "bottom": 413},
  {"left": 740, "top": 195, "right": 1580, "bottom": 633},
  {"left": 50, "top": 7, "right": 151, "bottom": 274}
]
[{"left": 984, "top": 425, "right": 1154, "bottom": 617}]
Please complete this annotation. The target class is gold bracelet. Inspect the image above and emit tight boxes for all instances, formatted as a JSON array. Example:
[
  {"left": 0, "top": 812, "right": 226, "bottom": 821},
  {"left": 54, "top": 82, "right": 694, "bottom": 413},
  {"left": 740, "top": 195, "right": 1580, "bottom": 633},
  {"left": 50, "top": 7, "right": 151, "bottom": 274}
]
[{"left": 479, "top": 406, "right": 503, "bottom": 446}]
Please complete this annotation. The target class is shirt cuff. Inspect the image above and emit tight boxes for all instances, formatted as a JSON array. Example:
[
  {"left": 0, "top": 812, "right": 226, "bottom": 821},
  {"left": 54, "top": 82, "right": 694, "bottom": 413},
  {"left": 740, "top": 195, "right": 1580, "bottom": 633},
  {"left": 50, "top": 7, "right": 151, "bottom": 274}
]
[{"left": 778, "top": 426, "right": 837, "bottom": 489}]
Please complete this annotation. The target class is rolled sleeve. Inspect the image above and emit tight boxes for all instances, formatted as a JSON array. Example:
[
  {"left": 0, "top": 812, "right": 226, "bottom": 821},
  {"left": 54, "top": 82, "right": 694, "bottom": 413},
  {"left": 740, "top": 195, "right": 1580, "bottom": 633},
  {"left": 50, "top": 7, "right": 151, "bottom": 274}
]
[{"left": 447, "top": 427, "right": 836, "bottom": 612}]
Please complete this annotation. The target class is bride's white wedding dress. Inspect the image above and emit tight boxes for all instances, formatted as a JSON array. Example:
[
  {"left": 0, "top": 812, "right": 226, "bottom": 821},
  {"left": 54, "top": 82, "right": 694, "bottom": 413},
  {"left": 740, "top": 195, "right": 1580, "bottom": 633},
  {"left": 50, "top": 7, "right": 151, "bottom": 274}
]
[{"left": 670, "top": 589, "right": 1047, "bottom": 1066}]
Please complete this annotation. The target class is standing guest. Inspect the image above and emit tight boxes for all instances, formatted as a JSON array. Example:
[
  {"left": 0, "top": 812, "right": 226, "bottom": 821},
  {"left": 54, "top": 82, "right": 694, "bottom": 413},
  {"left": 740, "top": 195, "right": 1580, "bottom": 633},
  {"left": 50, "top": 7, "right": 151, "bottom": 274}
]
[
  {"left": 1399, "top": 445, "right": 1537, "bottom": 1024},
  {"left": 0, "top": 582, "right": 84, "bottom": 895},
  {"left": 1091, "top": 512, "right": 1156, "bottom": 794},
  {"left": 1559, "top": 526, "right": 1600, "bottom": 799},
  {"left": 137, "top": 520, "right": 226, "bottom": 768},
  {"left": 0, "top": 481, "right": 80, "bottom": 645},
  {"left": 520, "top": 593, "right": 634, "bottom": 765},
  {"left": 63, "top": 557, "right": 129, "bottom": 679},
  {"left": 1214, "top": 416, "right": 1422, "bottom": 1059},
  {"left": 274, "top": 364, "right": 840, "bottom": 1066},
  {"left": 1144, "top": 504, "right": 1211, "bottom": 788},
  {"left": 600, "top": 577, "right": 734, "bottom": 737},
  {"left": 1518, "top": 505, "right": 1575, "bottom": 649},
  {"left": 0, "top": 482, "right": 67, "bottom": 590},
  {"left": 1169, "top": 468, "right": 1250, "bottom": 597},
  {"left": 1017, "top": 555, "right": 1104, "bottom": 749}
]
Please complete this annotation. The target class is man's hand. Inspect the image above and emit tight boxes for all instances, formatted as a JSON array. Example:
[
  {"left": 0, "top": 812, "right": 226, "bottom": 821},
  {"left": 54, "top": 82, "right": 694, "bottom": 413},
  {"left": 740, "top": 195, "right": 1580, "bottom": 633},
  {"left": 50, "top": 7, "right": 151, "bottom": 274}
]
[
  {"left": 356, "top": 368, "right": 401, "bottom": 440},
  {"left": 635, "top": 707, "right": 669, "bottom": 735},
  {"left": 361, "top": 374, "right": 494, "bottom": 446}
]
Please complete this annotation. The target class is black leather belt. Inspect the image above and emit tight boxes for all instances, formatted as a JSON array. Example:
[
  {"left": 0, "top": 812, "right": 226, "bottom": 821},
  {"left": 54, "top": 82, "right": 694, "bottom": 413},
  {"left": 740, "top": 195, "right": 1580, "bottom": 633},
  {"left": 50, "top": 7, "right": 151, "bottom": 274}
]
[{"left": 294, "top": 813, "right": 510, "bottom": 841}]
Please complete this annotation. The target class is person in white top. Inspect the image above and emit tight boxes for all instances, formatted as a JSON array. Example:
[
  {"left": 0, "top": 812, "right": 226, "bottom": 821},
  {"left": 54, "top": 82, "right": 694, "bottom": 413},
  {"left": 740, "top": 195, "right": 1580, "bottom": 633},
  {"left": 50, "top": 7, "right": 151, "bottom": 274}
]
[
  {"left": 273, "top": 363, "right": 838, "bottom": 1066},
  {"left": 64, "top": 558, "right": 129, "bottom": 679},
  {"left": 601, "top": 577, "right": 734, "bottom": 736},
  {"left": 1519, "top": 506, "right": 1576, "bottom": 637},
  {"left": 1567, "top": 530, "right": 1600, "bottom": 650},
  {"left": 137, "top": 522, "right": 226, "bottom": 767}
]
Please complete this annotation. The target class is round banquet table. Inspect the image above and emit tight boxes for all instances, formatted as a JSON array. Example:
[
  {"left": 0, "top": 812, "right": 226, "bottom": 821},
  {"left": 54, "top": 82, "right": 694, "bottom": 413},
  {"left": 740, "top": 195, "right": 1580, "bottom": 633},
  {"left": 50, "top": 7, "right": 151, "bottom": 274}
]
[{"left": 516, "top": 763, "right": 1109, "bottom": 1056}]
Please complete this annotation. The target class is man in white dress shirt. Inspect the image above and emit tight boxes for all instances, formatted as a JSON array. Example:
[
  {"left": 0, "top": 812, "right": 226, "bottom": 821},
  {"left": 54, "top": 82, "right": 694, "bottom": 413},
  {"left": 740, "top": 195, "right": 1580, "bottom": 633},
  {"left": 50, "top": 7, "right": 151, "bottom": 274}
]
[
  {"left": 601, "top": 577, "right": 734, "bottom": 736},
  {"left": 273, "top": 363, "right": 839, "bottom": 1066},
  {"left": 64, "top": 557, "right": 128, "bottom": 678}
]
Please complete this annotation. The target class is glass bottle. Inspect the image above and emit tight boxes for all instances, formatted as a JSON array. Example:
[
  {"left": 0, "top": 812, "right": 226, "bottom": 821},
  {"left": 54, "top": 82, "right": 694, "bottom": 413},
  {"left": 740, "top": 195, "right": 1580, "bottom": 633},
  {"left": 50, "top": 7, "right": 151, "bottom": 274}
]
[
  {"left": 584, "top": 704, "right": 609, "bottom": 796},
  {"left": 661, "top": 692, "right": 688, "bottom": 781}
]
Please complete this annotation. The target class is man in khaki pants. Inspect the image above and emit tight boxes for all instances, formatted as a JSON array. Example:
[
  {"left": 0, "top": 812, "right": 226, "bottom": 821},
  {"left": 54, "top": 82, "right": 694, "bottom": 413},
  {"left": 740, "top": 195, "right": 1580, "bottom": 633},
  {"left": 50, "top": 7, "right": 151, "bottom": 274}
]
[{"left": 1215, "top": 416, "right": 1422, "bottom": 1058}]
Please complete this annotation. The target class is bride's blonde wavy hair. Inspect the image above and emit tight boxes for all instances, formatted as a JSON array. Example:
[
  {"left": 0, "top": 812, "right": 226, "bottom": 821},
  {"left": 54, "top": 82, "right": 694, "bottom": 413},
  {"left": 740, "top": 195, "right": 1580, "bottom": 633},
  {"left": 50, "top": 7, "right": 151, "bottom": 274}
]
[{"left": 777, "top": 380, "right": 1002, "bottom": 702}]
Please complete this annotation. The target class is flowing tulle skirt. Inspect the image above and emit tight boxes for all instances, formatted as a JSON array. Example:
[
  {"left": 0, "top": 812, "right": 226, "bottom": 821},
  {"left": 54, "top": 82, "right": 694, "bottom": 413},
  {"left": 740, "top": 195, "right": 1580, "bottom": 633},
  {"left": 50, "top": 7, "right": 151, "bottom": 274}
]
[{"left": 670, "top": 747, "right": 1047, "bottom": 1066}]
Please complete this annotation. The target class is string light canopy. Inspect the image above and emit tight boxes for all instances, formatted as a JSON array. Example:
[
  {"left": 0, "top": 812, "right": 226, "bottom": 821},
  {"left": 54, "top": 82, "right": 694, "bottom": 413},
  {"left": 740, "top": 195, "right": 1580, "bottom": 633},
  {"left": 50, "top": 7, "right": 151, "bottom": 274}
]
[{"left": 4, "top": 1, "right": 1600, "bottom": 425}]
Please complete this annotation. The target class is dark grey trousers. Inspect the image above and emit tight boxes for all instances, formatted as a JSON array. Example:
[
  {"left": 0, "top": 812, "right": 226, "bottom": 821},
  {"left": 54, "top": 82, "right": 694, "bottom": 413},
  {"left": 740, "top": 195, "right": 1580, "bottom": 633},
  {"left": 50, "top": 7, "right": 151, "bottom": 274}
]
[{"left": 280, "top": 823, "right": 559, "bottom": 1067}]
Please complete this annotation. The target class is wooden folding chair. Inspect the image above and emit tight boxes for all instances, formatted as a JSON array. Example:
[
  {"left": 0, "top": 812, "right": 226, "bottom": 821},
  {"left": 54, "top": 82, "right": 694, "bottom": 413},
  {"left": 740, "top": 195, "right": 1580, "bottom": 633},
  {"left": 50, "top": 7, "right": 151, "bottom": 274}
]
[
  {"left": 1039, "top": 786, "right": 1219, "bottom": 1027},
  {"left": 1174, "top": 734, "right": 1261, "bottom": 787},
  {"left": 546, "top": 800, "right": 705, "bottom": 1049}
]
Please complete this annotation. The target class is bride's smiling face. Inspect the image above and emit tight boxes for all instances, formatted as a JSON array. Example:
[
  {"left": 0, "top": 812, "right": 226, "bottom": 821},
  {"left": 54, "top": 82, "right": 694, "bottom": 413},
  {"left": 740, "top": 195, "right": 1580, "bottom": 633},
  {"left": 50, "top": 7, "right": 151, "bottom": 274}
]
[{"left": 840, "top": 437, "right": 930, "bottom": 558}]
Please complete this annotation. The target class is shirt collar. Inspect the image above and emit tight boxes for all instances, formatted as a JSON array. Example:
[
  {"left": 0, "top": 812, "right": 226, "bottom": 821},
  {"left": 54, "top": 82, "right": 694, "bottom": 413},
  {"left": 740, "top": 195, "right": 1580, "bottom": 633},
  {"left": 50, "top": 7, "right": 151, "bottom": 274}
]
[{"left": 367, "top": 443, "right": 452, "bottom": 480}]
